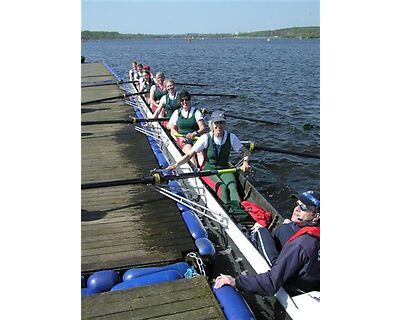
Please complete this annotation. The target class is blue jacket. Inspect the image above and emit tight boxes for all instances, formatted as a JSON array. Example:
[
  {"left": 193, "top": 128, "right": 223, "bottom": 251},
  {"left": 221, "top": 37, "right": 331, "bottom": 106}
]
[
  {"left": 273, "top": 222, "right": 299, "bottom": 251},
  {"left": 235, "top": 230, "right": 320, "bottom": 296}
]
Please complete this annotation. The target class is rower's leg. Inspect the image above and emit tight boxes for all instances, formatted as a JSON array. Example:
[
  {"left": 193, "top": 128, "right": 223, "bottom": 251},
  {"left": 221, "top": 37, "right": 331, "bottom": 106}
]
[
  {"left": 252, "top": 227, "right": 279, "bottom": 266},
  {"left": 220, "top": 173, "right": 241, "bottom": 202},
  {"left": 202, "top": 174, "right": 229, "bottom": 203}
]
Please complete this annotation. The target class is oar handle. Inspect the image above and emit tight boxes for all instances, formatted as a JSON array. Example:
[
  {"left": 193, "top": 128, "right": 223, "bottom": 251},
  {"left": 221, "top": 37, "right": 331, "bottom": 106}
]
[{"left": 173, "top": 133, "right": 199, "bottom": 140}]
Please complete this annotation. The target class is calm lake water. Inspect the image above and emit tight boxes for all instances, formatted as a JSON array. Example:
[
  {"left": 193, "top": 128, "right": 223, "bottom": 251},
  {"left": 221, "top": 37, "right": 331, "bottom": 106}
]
[{"left": 81, "top": 38, "right": 320, "bottom": 216}]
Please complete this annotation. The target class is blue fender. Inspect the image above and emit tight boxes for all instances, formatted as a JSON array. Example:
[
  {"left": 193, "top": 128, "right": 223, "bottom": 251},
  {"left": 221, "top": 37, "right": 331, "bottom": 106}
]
[
  {"left": 195, "top": 237, "right": 216, "bottom": 257},
  {"left": 81, "top": 287, "right": 101, "bottom": 297},
  {"left": 176, "top": 202, "right": 191, "bottom": 212},
  {"left": 213, "top": 285, "right": 255, "bottom": 320},
  {"left": 81, "top": 275, "right": 86, "bottom": 288},
  {"left": 87, "top": 270, "right": 121, "bottom": 293},
  {"left": 182, "top": 210, "right": 208, "bottom": 240},
  {"left": 168, "top": 181, "right": 183, "bottom": 195},
  {"left": 111, "top": 270, "right": 182, "bottom": 291},
  {"left": 154, "top": 153, "right": 169, "bottom": 168},
  {"left": 123, "top": 262, "right": 191, "bottom": 281}
]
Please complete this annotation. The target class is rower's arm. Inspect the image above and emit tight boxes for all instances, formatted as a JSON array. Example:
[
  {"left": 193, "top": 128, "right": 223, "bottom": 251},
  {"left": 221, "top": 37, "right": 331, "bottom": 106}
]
[
  {"left": 166, "top": 151, "right": 196, "bottom": 171},
  {"left": 149, "top": 85, "right": 160, "bottom": 108},
  {"left": 240, "top": 146, "right": 251, "bottom": 172}
]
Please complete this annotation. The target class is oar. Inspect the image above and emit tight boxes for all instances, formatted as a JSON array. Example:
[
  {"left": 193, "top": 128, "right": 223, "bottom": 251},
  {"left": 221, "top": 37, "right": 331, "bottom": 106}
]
[
  {"left": 82, "top": 80, "right": 209, "bottom": 88},
  {"left": 81, "top": 168, "right": 241, "bottom": 189},
  {"left": 81, "top": 91, "right": 150, "bottom": 105},
  {"left": 81, "top": 80, "right": 137, "bottom": 88},
  {"left": 191, "top": 93, "right": 238, "bottom": 98},
  {"left": 243, "top": 141, "right": 320, "bottom": 159},
  {"left": 174, "top": 133, "right": 199, "bottom": 140},
  {"left": 201, "top": 109, "right": 280, "bottom": 126},
  {"left": 81, "top": 116, "right": 170, "bottom": 126},
  {"left": 175, "top": 82, "right": 209, "bottom": 87}
]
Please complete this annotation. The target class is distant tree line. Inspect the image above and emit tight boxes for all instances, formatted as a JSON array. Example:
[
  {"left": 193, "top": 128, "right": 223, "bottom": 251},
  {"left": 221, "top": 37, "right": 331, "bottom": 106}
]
[{"left": 81, "top": 26, "right": 319, "bottom": 40}]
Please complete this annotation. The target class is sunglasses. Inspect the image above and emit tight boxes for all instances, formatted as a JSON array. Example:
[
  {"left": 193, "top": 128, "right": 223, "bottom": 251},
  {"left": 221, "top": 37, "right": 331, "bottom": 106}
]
[
  {"left": 180, "top": 98, "right": 190, "bottom": 102},
  {"left": 296, "top": 201, "right": 316, "bottom": 212}
]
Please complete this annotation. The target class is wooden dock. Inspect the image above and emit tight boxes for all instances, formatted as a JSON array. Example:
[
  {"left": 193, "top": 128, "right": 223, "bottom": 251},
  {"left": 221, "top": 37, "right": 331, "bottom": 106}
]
[
  {"left": 81, "top": 63, "right": 225, "bottom": 319},
  {"left": 81, "top": 276, "right": 225, "bottom": 320}
]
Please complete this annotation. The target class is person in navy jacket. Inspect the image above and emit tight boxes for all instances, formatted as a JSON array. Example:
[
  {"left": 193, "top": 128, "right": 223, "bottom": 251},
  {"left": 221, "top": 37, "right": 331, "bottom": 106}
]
[{"left": 214, "top": 190, "right": 320, "bottom": 296}]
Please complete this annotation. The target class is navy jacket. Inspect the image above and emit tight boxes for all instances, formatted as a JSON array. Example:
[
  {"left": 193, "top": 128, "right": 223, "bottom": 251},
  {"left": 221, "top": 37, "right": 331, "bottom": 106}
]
[
  {"left": 273, "top": 222, "right": 300, "bottom": 251},
  {"left": 236, "top": 230, "right": 320, "bottom": 296}
]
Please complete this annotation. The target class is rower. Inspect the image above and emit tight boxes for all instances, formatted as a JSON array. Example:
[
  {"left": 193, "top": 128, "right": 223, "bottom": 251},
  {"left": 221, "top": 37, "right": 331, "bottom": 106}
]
[
  {"left": 149, "top": 72, "right": 167, "bottom": 112},
  {"left": 139, "top": 69, "right": 155, "bottom": 104},
  {"left": 128, "top": 61, "right": 138, "bottom": 82},
  {"left": 153, "top": 79, "right": 180, "bottom": 123},
  {"left": 166, "top": 91, "right": 206, "bottom": 167},
  {"left": 166, "top": 110, "right": 251, "bottom": 221},
  {"left": 133, "top": 63, "right": 144, "bottom": 90},
  {"left": 214, "top": 190, "right": 320, "bottom": 297}
]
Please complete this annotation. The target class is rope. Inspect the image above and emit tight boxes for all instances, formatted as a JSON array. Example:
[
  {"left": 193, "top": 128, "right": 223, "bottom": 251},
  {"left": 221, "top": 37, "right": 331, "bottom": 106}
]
[
  {"left": 186, "top": 252, "right": 206, "bottom": 277},
  {"left": 183, "top": 266, "right": 200, "bottom": 278}
]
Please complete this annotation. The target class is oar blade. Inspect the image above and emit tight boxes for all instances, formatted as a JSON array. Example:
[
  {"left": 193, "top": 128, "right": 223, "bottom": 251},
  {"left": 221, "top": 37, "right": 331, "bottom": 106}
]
[{"left": 255, "top": 145, "right": 320, "bottom": 159}]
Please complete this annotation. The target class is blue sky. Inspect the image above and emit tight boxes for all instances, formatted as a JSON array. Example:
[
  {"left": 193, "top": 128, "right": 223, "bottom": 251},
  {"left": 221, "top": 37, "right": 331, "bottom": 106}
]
[{"left": 81, "top": 0, "right": 319, "bottom": 34}]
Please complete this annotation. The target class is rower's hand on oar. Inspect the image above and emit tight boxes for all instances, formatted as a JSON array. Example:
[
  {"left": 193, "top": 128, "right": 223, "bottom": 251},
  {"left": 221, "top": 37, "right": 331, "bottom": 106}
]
[
  {"left": 166, "top": 164, "right": 177, "bottom": 171},
  {"left": 185, "top": 132, "right": 197, "bottom": 140},
  {"left": 240, "top": 161, "right": 251, "bottom": 173}
]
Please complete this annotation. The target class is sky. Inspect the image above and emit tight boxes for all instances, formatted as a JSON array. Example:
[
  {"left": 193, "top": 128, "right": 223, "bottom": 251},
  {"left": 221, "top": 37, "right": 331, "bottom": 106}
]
[{"left": 81, "top": 0, "right": 320, "bottom": 34}]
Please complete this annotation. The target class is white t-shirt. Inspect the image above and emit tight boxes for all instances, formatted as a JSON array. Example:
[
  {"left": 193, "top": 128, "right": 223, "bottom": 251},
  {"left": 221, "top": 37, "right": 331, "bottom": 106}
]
[
  {"left": 168, "top": 107, "right": 203, "bottom": 126},
  {"left": 192, "top": 131, "right": 243, "bottom": 153},
  {"left": 158, "top": 92, "right": 179, "bottom": 108},
  {"left": 133, "top": 71, "right": 142, "bottom": 82}
]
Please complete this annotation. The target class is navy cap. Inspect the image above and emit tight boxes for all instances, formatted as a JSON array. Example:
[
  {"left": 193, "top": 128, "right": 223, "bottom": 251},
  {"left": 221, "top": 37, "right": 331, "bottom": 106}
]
[{"left": 291, "top": 190, "right": 320, "bottom": 212}]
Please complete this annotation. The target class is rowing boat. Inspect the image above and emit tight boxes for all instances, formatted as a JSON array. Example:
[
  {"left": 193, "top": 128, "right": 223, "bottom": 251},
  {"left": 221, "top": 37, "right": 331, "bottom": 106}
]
[{"left": 115, "top": 65, "right": 320, "bottom": 319}]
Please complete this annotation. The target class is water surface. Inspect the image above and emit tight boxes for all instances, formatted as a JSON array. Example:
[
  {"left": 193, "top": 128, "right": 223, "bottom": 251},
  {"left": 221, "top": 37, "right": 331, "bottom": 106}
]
[{"left": 82, "top": 38, "right": 320, "bottom": 216}]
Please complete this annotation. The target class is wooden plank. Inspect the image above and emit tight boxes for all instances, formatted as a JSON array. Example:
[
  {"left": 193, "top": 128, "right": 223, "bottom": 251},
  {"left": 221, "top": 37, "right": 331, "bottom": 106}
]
[{"left": 82, "top": 277, "right": 225, "bottom": 320}]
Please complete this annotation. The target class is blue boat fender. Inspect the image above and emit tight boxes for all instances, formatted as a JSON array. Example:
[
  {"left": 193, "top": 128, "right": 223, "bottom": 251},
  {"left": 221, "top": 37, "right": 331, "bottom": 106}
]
[
  {"left": 87, "top": 270, "right": 121, "bottom": 293},
  {"left": 112, "top": 270, "right": 182, "bottom": 291},
  {"left": 123, "top": 262, "right": 190, "bottom": 281},
  {"left": 81, "top": 287, "right": 101, "bottom": 297},
  {"left": 213, "top": 285, "right": 256, "bottom": 320},
  {"left": 154, "top": 155, "right": 169, "bottom": 168},
  {"left": 195, "top": 237, "right": 216, "bottom": 257},
  {"left": 182, "top": 210, "right": 208, "bottom": 240},
  {"left": 176, "top": 202, "right": 191, "bottom": 212},
  {"left": 81, "top": 275, "right": 86, "bottom": 288},
  {"left": 168, "top": 181, "right": 183, "bottom": 195}
]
